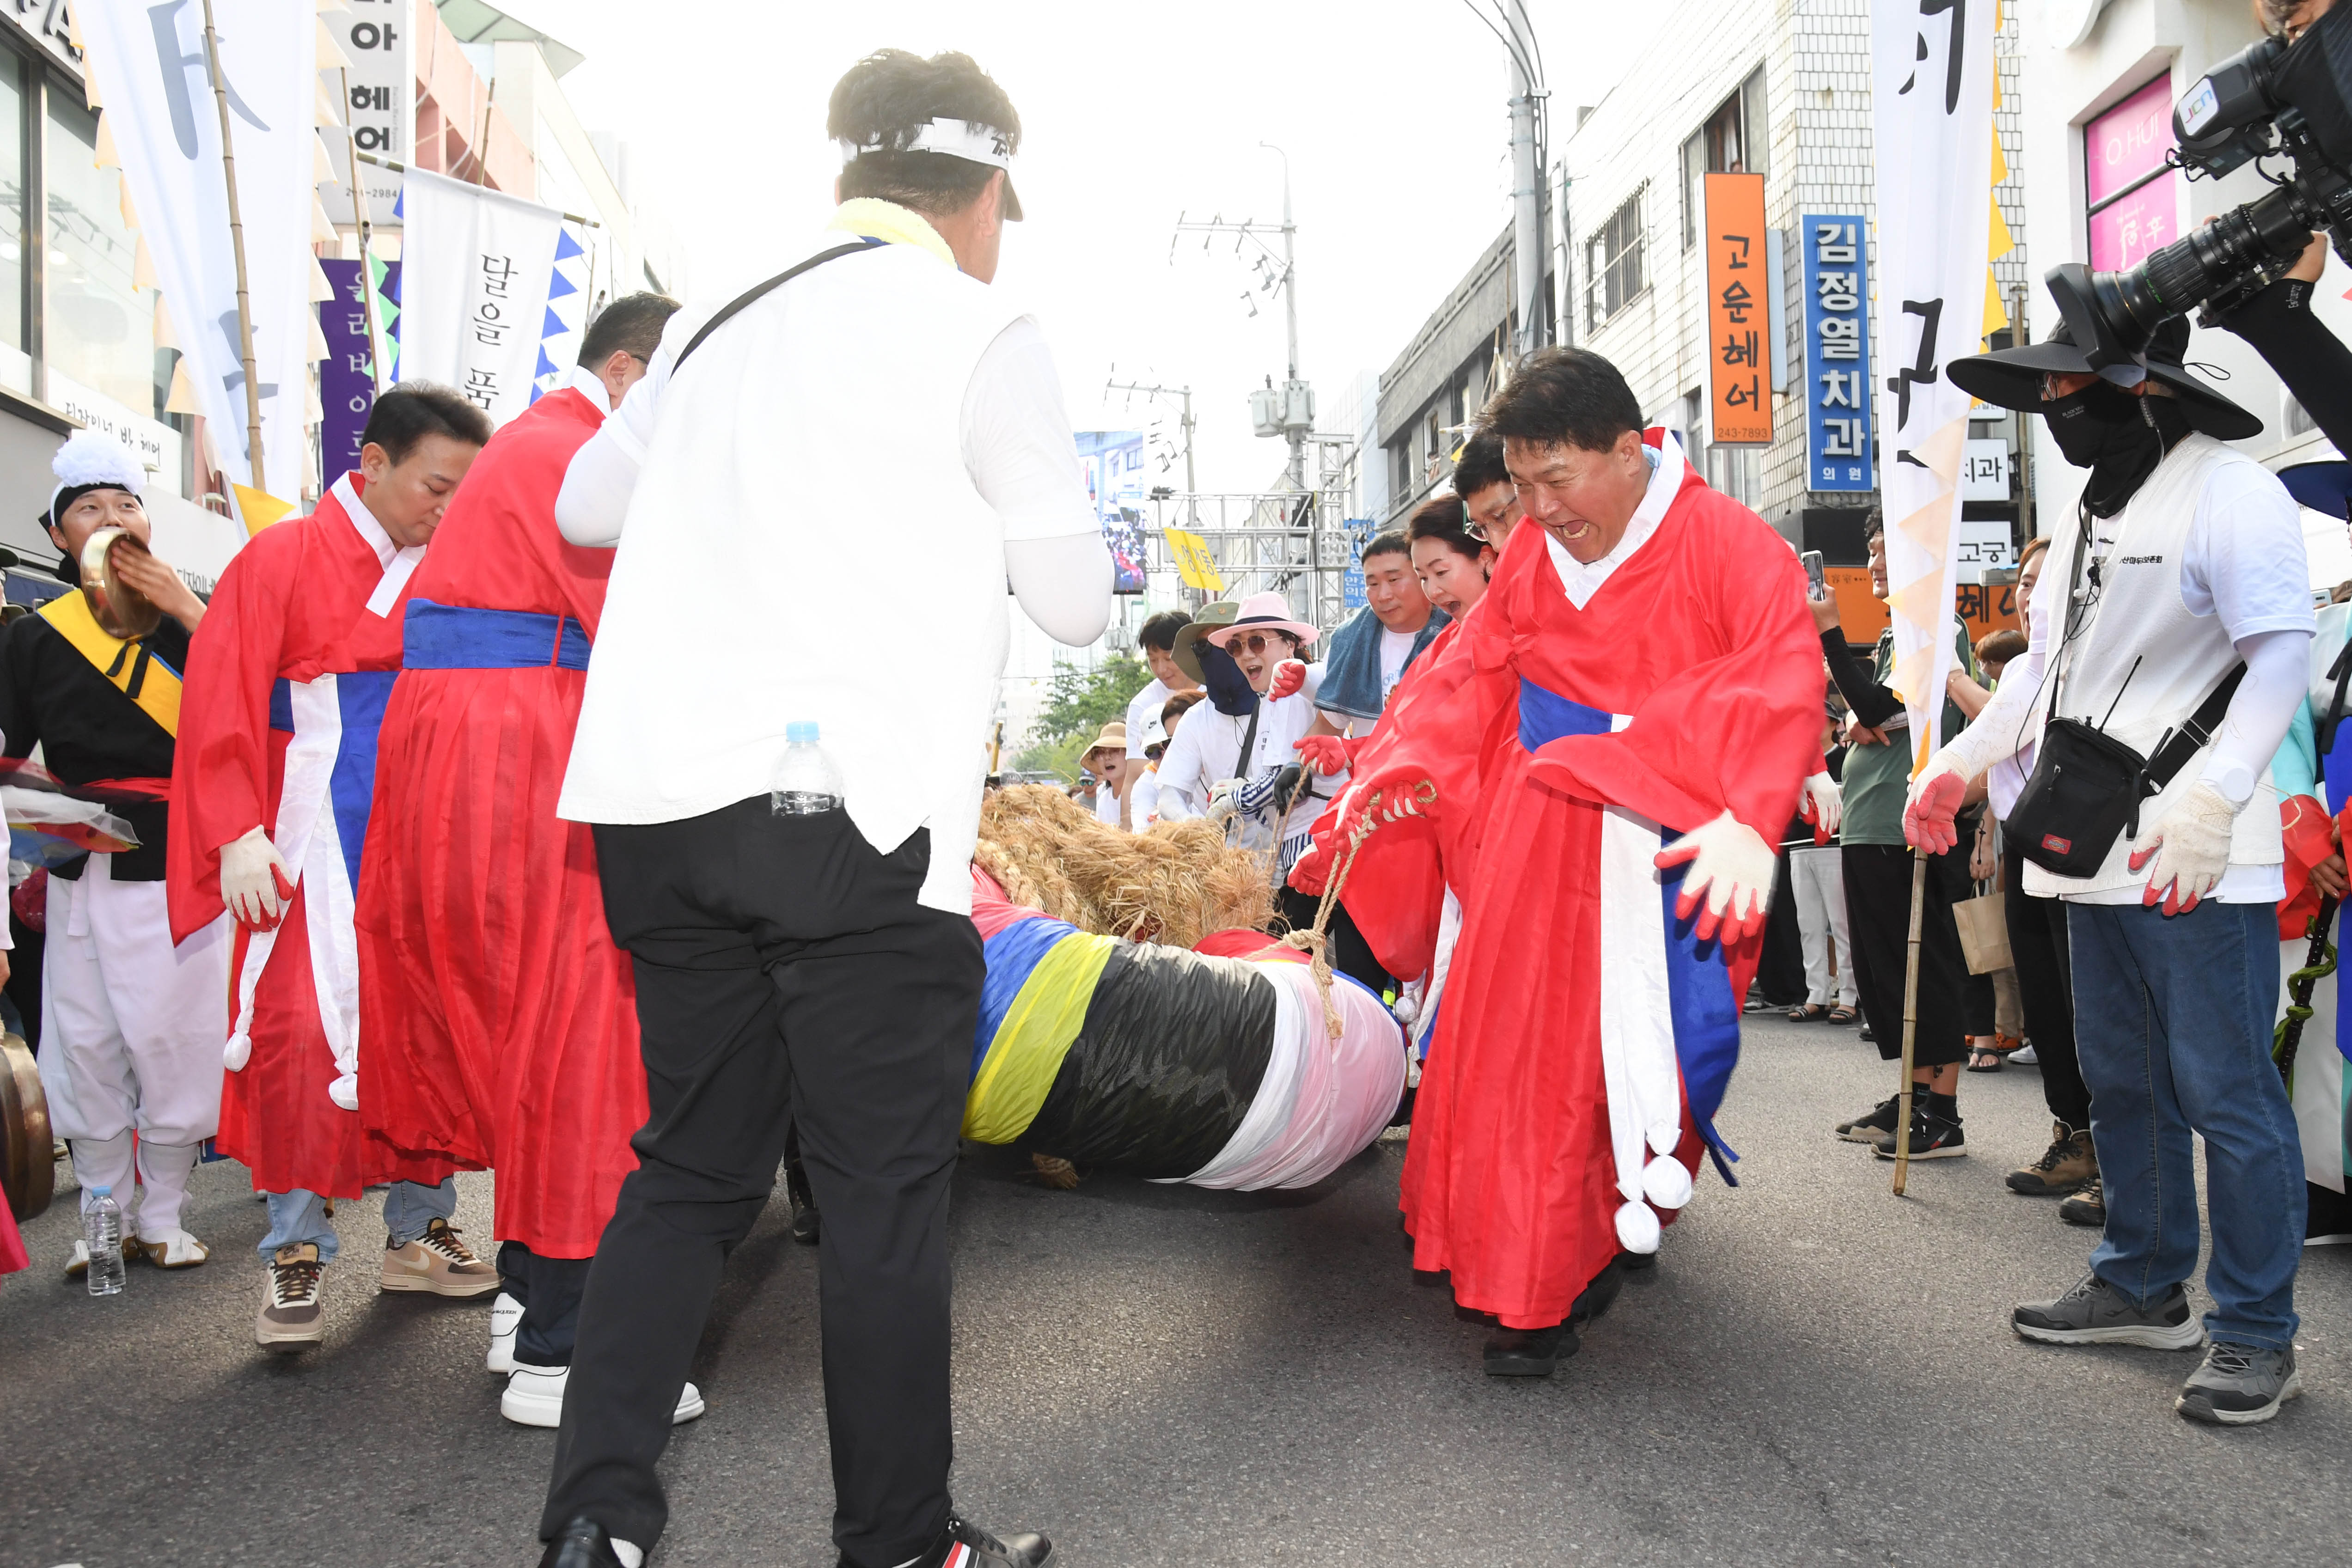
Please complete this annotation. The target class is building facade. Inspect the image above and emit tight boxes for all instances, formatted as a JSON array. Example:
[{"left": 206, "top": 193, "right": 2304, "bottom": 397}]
[{"left": 2018, "top": 0, "right": 2350, "bottom": 529}]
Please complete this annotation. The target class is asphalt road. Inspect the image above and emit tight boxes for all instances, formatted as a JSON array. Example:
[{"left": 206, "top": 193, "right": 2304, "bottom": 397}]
[{"left": 5, "top": 1013, "right": 2347, "bottom": 1568}]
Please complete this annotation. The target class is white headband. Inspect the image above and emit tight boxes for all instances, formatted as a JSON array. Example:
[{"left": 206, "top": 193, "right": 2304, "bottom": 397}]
[{"left": 836, "top": 117, "right": 1015, "bottom": 174}]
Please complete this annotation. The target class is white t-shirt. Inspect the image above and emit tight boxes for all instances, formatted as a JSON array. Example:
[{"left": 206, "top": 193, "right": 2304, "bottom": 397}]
[
  {"left": 1094, "top": 781, "right": 1122, "bottom": 827},
  {"left": 552, "top": 206, "right": 1104, "bottom": 915},
  {"left": 1129, "top": 765, "right": 1161, "bottom": 829},
  {"left": 1125, "top": 678, "right": 1174, "bottom": 760},
  {"left": 1378, "top": 626, "right": 1418, "bottom": 702}
]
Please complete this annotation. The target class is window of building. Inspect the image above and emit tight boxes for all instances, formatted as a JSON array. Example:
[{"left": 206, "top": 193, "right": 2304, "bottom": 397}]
[
  {"left": 1390, "top": 437, "right": 1412, "bottom": 504},
  {"left": 1423, "top": 405, "right": 1445, "bottom": 484},
  {"left": 1681, "top": 67, "right": 1768, "bottom": 249},
  {"left": 44, "top": 92, "right": 162, "bottom": 419},
  {"left": 0, "top": 52, "right": 25, "bottom": 395},
  {"left": 1584, "top": 188, "right": 1646, "bottom": 332}
]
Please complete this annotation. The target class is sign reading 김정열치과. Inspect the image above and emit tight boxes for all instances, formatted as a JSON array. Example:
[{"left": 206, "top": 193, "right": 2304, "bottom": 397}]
[
  {"left": 1802, "top": 216, "right": 1874, "bottom": 492},
  {"left": 1704, "top": 172, "right": 1772, "bottom": 445}
]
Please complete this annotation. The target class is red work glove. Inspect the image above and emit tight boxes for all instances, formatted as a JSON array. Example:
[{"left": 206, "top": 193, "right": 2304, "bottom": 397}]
[
  {"left": 1294, "top": 733, "right": 1358, "bottom": 776},
  {"left": 1902, "top": 761, "right": 1969, "bottom": 854},
  {"left": 1268, "top": 659, "right": 1307, "bottom": 701},
  {"left": 1289, "top": 835, "right": 1335, "bottom": 896},
  {"left": 1654, "top": 811, "right": 1776, "bottom": 945}
]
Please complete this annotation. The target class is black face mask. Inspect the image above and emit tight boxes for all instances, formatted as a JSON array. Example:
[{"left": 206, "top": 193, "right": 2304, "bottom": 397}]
[{"left": 2040, "top": 381, "right": 2191, "bottom": 517}]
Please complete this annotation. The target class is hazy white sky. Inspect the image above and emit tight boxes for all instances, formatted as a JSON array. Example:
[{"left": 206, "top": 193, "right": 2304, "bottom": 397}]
[{"left": 496, "top": 0, "right": 1676, "bottom": 494}]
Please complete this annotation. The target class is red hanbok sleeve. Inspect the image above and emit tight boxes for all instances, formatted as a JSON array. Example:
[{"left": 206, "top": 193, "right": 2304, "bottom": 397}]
[{"left": 167, "top": 526, "right": 299, "bottom": 941}]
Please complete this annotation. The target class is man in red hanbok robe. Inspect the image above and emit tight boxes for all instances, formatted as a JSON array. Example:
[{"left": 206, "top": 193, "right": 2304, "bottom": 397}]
[
  {"left": 357, "top": 296, "right": 704, "bottom": 1430},
  {"left": 1303, "top": 349, "right": 1823, "bottom": 1376},
  {"left": 169, "top": 385, "right": 494, "bottom": 1350}
]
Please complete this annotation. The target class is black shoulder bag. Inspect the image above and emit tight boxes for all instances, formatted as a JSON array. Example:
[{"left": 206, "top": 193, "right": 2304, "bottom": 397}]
[{"left": 2006, "top": 519, "right": 2245, "bottom": 877}]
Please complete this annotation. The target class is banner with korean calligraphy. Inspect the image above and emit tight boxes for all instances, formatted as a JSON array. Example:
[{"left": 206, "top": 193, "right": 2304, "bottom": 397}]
[
  {"left": 1704, "top": 173, "right": 1772, "bottom": 445},
  {"left": 395, "top": 168, "right": 563, "bottom": 427},
  {"left": 1801, "top": 217, "right": 1873, "bottom": 492},
  {"left": 318, "top": 258, "right": 375, "bottom": 481},
  {"left": 1870, "top": 0, "right": 1996, "bottom": 767}
]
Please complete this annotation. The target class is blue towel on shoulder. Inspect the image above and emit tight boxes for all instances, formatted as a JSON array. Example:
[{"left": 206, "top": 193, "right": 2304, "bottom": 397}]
[{"left": 1314, "top": 604, "right": 1448, "bottom": 723}]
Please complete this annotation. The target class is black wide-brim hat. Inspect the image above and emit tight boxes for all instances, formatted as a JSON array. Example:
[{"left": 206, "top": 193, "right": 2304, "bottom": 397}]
[{"left": 1949, "top": 309, "right": 2262, "bottom": 442}]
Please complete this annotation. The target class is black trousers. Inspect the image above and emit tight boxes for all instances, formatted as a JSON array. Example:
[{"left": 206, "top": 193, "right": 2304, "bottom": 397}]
[
  {"left": 1753, "top": 849, "right": 1809, "bottom": 1006},
  {"left": 2002, "top": 836, "right": 2089, "bottom": 1129},
  {"left": 498, "top": 1241, "right": 591, "bottom": 1369},
  {"left": 540, "top": 801, "right": 980, "bottom": 1568},
  {"left": 1840, "top": 840, "right": 1971, "bottom": 1069},
  {"left": 1279, "top": 885, "right": 1390, "bottom": 995}
]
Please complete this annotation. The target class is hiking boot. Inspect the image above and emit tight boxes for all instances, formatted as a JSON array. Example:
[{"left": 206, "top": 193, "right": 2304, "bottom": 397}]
[
  {"left": 2008, "top": 1123, "right": 2097, "bottom": 1196},
  {"left": 2177, "top": 1342, "right": 2302, "bottom": 1426},
  {"left": 2060, "top": 1177, "right": 2106, "bottom": 1227},
  {"left": 380, "top": 1217, "right": 500, "bottom": 1297},
  {"left": 256, "top": 1243, "right": 326, "bottom": 1348},
  {"left": 1873, "top": 1095, "right": 1966, "bottom": 1159},
  {"left": 2013, "top": 1273, "right": 2204, "bottom": 1349},
  {"left": 1835, "top": 1094, "right": 1900, "bottom": 1144}
]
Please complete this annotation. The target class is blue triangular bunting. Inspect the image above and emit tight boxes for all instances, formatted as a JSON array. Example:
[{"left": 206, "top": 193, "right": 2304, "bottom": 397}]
[
  {"left": 542, "top": 305, "right": 568, "bottom": 338},
  {"left": 529, "top": 384, "right": 545, "bottom": 405},
  {"left": 393, "top": 185, "right": 404, "bottom": 220},
  {"left": 536, "top": 346, "right": 559, "bottom": 378},
  {"left": 554, "top": 227, "right": 585, "bottom": 261},
  {"left": 547, "top": 269, "right": 577, "bottom": 300}
]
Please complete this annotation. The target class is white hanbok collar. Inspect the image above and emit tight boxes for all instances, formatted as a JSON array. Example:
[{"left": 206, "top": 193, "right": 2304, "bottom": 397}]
[
  {"left": 329, "top": 470, "right": 425, "bottom": 616},
  {"left": 566, "top": 362, "right": 616, "bottom": 414},
  {"left": 1545, "top": 437, "right": 1688, "bottom": 610}
]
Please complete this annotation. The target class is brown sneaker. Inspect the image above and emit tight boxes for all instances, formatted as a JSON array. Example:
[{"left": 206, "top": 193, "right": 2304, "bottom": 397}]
[
  {"left": 2007, "top": 1122, "right": 2097, "bottom": 1196},
  {"left": 379, "top": 1217, "right": 500, "bottom": 1298},
  {"left": 256, "top": 1244, "right": 327, "bottom": 1348}
]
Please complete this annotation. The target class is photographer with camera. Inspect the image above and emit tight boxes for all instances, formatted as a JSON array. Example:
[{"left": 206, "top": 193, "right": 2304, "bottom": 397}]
[{"left": 1908, "top": 312, "right": 2313, "bottom": 1427}]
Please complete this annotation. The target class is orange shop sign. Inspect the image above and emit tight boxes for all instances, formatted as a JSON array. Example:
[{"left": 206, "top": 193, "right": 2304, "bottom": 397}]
[{"left": 1704, "top": 172, "right": 1772, "bottom": 445}]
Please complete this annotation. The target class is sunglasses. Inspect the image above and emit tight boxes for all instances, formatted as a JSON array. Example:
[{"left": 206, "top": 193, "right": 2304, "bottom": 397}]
[{"left": 1227, "top": 632, "right": 1293, "bottom": 656}]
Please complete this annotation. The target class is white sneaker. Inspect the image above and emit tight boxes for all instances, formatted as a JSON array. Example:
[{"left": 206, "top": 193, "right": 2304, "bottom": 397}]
[
  {"left": 488, "top": 1292, "right": 523, "bottom": 1374},
  {"left": 130, "top": 1228, "right": 211, "bottom": 1268},
  {"left": 2010, "top": 1043, "right": 2040, "bottom": 1065},
  {"left": 501, "top": 1364, "right": 706, "bottom": 1428}
]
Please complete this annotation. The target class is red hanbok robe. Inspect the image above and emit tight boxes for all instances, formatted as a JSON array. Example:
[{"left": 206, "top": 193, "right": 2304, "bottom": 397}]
[
  {"left": 357, "top": 385, "right": 644, "bottom": 1258},
  {"left": 168, "top": 478, "right": 458, "bottom": 1198},
  {"left": 1339, "top": 445, "right": 1823, "bottom": 1329}
]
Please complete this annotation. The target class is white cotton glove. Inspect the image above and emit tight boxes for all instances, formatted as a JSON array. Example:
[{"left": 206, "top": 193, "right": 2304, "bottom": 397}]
[
  {"left": 1206, "top": 778, "right": 1243, "bottom": 825},
  {"left": 1902, "top": 748, "right": 1971, "bottom": 854},
  {"left": 219, "top": 826, "right": 292, "bottom": 930},
  {"left": 1800, "top": 771, "right": 1843, "bottom": 841},
  {"left": 1653, "top": 810, "right": 1777, "bottom": 944},
  {"left": 2128, "top": 780, "right": 2239, "bottom": 916}
]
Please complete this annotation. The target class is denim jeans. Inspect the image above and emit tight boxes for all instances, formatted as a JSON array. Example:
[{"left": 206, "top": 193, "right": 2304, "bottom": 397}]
[
  {"left": 257, "top": 1178, "right": 456, "bottom": 1264},
  {"left": 2067, "top": 898, "right": 2304, "bottom": 1349}
]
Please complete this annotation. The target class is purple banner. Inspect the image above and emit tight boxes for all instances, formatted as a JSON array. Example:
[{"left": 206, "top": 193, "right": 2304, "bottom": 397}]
[{"left": 319, "top": 258, "right": 377, "bottom": 483}]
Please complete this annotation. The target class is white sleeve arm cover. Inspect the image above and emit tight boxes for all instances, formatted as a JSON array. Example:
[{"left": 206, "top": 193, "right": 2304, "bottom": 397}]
[
  {"left": 552, "top": 430, "right": 639, "bottom": 547},
  {"left": 1924, "top": 591, "right": 2053, "bottom": 783},
  {"left": 2198, "top": 627, "right": 2314, "bottom": 808},
  {"left": 1006, "top": 533, "right": 1115, "bottom": 648}
]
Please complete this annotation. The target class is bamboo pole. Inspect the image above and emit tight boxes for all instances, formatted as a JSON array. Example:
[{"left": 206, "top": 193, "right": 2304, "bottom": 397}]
[
  {"left": 200, "top": 0, "right": 265, "bottom": 497},
  {"left": 1892, "top": 848, "right": 1929, "bottom": 1196}
]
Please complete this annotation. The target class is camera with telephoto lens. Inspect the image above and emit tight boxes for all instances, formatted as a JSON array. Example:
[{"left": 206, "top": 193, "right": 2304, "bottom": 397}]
[{"left": 2052, "top": 3, "right": 2352, "bottom": 369}]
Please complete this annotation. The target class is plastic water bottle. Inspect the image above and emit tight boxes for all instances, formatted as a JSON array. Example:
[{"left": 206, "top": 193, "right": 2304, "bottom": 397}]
[
  {"left": 85, "top": 1186, "right": 125, "bottom": 1297},
  {"left": 770, "top": 722, "right": 845, "bottom": 816}
]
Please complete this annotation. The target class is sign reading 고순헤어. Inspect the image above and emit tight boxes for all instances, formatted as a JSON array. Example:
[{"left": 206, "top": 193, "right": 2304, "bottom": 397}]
[{"left": 1705, "top": 172, "right": 1773, "bottom": 445}]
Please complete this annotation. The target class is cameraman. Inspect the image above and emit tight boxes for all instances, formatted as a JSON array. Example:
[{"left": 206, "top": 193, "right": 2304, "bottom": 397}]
[
  {"left": 1915, "top": 312, "right": 2313, "bottom": 1427},
  {"left": 2212, "top": 0, "right": 2352, "bottom": 450}
]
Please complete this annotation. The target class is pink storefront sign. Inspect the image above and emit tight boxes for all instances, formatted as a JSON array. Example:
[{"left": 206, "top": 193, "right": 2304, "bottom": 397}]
[{"left": 2086, "top": 75, "right": 2182, "bottom": 271}]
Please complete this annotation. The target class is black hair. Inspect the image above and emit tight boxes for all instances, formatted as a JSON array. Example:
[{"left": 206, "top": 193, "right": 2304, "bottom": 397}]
[
  {"left": 1453, "top": 426, "right": 1510, "bottom": 498},
  {"left": 1408, "top": 495, "right": 1487, "bottom": 562},
  {"left": 1361, "top": 528, "right": 1412, "bottom": 564},
  {"left": 362, "top": 382, "right": 491, "bottom": 464},
  {"left": 1863, "top": 507, "right": 1885, "bottom": 549},
  {"left": 1139, "top": 608, "right": 1191, "bottom": 654},
  {"left": 1479, "top": 346, "right": 1644, "bottom": 454},
  {"left": 579, "top": 291, "right": 681, "bottom": 369},
  {"left": 830, "top": 50, "right": 1022, "bottom": 219}
]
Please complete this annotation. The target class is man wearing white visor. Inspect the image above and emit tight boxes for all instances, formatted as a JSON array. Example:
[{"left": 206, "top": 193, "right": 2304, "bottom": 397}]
[{"left": 537, "top": 48, "right": 1108, "bottom": 1568}]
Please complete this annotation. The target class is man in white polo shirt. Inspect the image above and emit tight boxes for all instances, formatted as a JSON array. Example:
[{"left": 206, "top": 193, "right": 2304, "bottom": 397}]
[{"left": 533, "top": 48, "right": 1110, "bottom": 1568}]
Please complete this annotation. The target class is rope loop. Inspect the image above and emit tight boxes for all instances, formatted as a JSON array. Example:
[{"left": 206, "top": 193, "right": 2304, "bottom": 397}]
[{"left": 1281, "top": 779, "right": 1437, "bottom": 1042}]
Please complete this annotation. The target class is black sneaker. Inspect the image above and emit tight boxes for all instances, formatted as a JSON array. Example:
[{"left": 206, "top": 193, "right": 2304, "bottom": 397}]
[
  {"left": 2177, "top": 1342, "right": 2302, "bottom": 1426},
  {"left": 2013, "top": 1273, "right": 2204, "bottom": 1349},
  {"left": 1484, "top": 1322, "right": 1577, "bottom": 1376},
  {"left": 2060, "top": 1176, "right": 2106, "bottom": 1227},
  {"left": 539, "top": 1517, "right": 628, "bottom": 1568},
  {"left": 784, "top": 1158, "right": 820, "bottom": 1246},
  {"left": 874, "top": 1513, "right": 1053, "bottom": 1568},
  {"left": 1872, "top": 1097, "right": 1966, "bottom": 1159},
  {"left": 1835, "top": 1094, "right": 1901, "bottom": 1144}
]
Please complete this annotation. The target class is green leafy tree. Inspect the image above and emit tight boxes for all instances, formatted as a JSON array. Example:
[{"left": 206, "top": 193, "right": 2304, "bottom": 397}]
[{"left": 1014, "top": 654, "right": 1153, "bottom": 784}]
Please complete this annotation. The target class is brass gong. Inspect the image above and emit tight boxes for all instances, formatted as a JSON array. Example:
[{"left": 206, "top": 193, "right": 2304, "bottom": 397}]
[{"left": 0, "top": 1032, "right": 54, "bottom": 1221}]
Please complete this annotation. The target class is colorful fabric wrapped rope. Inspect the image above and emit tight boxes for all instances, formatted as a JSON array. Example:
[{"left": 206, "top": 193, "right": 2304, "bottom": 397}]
[{"left": 967, "top": 867, "right": 1407, "bottom": 1190}]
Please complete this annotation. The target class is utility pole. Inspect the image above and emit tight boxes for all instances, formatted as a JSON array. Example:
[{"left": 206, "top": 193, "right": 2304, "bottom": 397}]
[
  {"left": 1502, "top": 0, "right": 1550, "bottom": 359},
  {"left": 1172, "top": 145, "right": 1313, "bottom": 492}
]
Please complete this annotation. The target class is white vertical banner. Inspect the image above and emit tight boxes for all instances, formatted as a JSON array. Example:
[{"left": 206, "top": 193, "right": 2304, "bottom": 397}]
[
  {"left": 317, "top": 0, "right": 407, "bottom": 227},
  {"left": 395, "top": 169, "right": 564, "bottom": 428},
  {"left": 76, "top": 0, "right": 317, "bottom": 511},
  {"left": 1870, "top": 0, "right": 1996, "bottom": 766}
]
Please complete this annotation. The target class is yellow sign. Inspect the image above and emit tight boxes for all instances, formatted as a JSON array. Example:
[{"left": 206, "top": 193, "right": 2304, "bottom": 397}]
[{"left": 1164, "top": 527, "right": 1225, "bottom": 592}]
